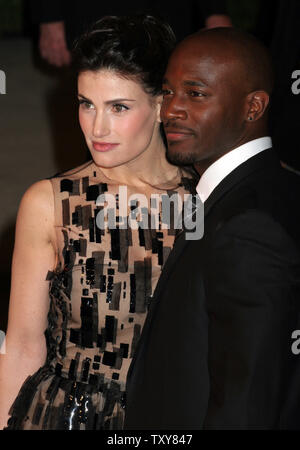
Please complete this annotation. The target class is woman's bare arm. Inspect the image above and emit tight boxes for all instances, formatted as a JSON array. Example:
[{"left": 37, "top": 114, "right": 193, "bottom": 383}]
[{"left": 0, "top": 179, "right": 57, "bottom": 429}]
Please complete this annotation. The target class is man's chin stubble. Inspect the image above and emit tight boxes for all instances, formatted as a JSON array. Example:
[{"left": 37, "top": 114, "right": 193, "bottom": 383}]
[{"left": 166, "top": 147, "right": 198, "bottom": 166}]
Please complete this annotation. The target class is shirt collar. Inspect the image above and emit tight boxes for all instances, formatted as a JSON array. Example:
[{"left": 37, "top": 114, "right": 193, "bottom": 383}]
[{"left": 196, "top": 136, "right": 272, "bottom": 203}]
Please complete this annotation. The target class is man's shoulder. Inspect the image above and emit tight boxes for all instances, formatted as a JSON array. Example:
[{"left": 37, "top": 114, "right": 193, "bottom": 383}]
[
  {"left": 279, "top": 164, "right": 300, "bottom": 193},
  {"left": 215, "top": 208, "right": 287, "bottom": 235},
  {"left": 211, "top": 208, "right": 300, "bottom": 260},
  {"left": 214, "top": 162, "right": 300, "bottom": 240},
  {"left": 246, "top": 160, "right": 300, "bottom": 200}
]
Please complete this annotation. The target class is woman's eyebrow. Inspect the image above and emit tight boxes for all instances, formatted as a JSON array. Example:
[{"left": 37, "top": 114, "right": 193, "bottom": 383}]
[
  {"left": 77, "top": 94, "right": 136, "bottom": 104},
  {"left": 104, "top": 98, "right": 136, "bottom": 105},
  {"left": 77, "top": 94, "right": 92, "bottom": 102}
]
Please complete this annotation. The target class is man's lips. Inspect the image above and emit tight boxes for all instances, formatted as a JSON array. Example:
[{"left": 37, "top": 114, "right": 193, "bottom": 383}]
[
  {"left": 165, "top": 130, "right": 194, "bottom": 141},
  {"left": 92, "top": 141, "right": 119, "bottom": 152}
]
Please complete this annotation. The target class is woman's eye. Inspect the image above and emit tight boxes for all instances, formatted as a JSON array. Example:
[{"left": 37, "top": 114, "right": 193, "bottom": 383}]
[
  {"left": 162, "top": 89, "right": 172, "bottom": 96},
  {"left": 78, "top": 99, "right": 94, "bottom": 109},
  {"left": 112, "top": 104, "right": 129, "bottom": 113}
]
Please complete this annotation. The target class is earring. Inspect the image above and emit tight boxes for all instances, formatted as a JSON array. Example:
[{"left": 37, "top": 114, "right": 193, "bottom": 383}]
[{"left": 248, "top": 116, "right": 253, "bottom": 121}]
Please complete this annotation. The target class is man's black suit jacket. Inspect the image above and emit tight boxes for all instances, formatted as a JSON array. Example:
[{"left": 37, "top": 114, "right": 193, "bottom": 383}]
[{"left": 124, "top": 149, "right": 300, "bottom": 430}]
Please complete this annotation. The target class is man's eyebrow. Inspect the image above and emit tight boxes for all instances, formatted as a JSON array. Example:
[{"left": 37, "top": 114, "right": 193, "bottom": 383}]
[
  {"left": 162, "top": 79, "right": 207, "bottom": 87},
  {"left": 183, "top": 80, "right": 207, "bottom": 87},
  {"left": 77, "top": 94, "right": 136, "bottom": 104}
]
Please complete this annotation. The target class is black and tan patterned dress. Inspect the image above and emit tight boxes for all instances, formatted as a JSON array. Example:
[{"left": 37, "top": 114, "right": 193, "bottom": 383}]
[{"left": 5, "top": 160, "right": 196, "bottom": 430}]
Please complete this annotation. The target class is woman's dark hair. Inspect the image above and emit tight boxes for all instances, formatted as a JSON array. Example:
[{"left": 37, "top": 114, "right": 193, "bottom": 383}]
[{"left": 72, "top": 14, "right": 176, "bottom": 96}]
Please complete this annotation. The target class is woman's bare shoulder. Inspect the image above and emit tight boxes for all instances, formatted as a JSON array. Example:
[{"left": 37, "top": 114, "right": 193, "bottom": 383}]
[
  {"left": 17, "top": 179, "right": 55, "bottom": 243},
  {"left": 20, "top": 179, "right": 54, "bottom": 211}
]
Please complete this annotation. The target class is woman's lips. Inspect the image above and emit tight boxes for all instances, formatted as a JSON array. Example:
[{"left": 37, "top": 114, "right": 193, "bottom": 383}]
[{"left": 92, "top": 142, "right": 119, "bottom": 152}]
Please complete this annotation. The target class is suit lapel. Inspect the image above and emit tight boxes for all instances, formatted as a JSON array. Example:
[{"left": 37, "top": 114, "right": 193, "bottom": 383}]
[{"left": 152, "top": 230, "right": 191, "bottom": 301}]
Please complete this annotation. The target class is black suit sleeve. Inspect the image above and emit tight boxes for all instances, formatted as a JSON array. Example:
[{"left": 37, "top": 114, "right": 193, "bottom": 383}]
[
  {"left": 29, "top": 0, "right": 65, "bottom": 24},
  {"left": 203, "top": 210, "right": 300, "bottom": 429}
]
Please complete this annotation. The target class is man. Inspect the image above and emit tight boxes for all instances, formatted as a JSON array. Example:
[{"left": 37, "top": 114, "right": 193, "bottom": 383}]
[{"left": 124, "top": 28, "right": 300, "bottom": 430}]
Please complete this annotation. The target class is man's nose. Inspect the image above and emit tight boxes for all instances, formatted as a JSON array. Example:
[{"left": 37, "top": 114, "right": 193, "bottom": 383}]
[
  {"left": 93, "top": 111, "right": 110, "bottom": 137},
  {"left": 162, "top": 96, "right": 188, "bottom": 121}
]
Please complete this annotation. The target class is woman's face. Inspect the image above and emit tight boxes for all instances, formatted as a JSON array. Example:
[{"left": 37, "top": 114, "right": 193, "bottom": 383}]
[{"left": 78, "top": 69, "right": 162, "bottom": 168}]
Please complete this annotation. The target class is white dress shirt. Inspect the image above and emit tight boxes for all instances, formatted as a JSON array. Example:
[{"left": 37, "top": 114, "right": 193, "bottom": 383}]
[{"left": 196, "top": 136, "right": 272, "bottom": 203}]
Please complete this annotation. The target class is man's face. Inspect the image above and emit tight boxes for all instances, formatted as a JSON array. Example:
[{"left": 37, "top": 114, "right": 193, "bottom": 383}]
[{"left": 161, "top": 37, "right": 248, "bottom": 169}]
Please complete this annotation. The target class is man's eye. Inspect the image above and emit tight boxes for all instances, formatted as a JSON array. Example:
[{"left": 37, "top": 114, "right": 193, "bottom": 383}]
[
  {"left": 112, "top": 104, "right": 129, "bottom": 113},
  {"left": 78, "top": 99, "right": 94, "bottom": 109},
  {"left": 189, "top": 91, "right": 205, "bottom": 97}
]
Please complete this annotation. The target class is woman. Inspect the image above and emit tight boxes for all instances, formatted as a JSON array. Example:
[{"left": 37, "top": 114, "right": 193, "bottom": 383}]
[{"left": 0, "top": 15, "right": 196, "bottom": 430}]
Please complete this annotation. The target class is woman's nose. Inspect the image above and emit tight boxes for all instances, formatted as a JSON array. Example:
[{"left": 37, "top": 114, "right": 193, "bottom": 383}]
[{"left": 93, "top": 112, "right": 110, "bottom": 137}]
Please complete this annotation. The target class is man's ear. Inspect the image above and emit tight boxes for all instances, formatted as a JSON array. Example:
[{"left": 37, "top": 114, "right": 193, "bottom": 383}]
[{"left": 245, "top": 90, "right": 270, "bottom": 122}]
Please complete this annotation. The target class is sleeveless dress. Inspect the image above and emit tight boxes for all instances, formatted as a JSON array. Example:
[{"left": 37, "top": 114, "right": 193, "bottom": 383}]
[{"left": 5, "top": 160, "right": 196, "bottom": 430}]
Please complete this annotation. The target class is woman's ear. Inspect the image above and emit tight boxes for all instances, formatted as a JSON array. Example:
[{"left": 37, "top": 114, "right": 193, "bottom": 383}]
[{"left": 155, "top": 94, "right": 163, "bottom": 122}]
